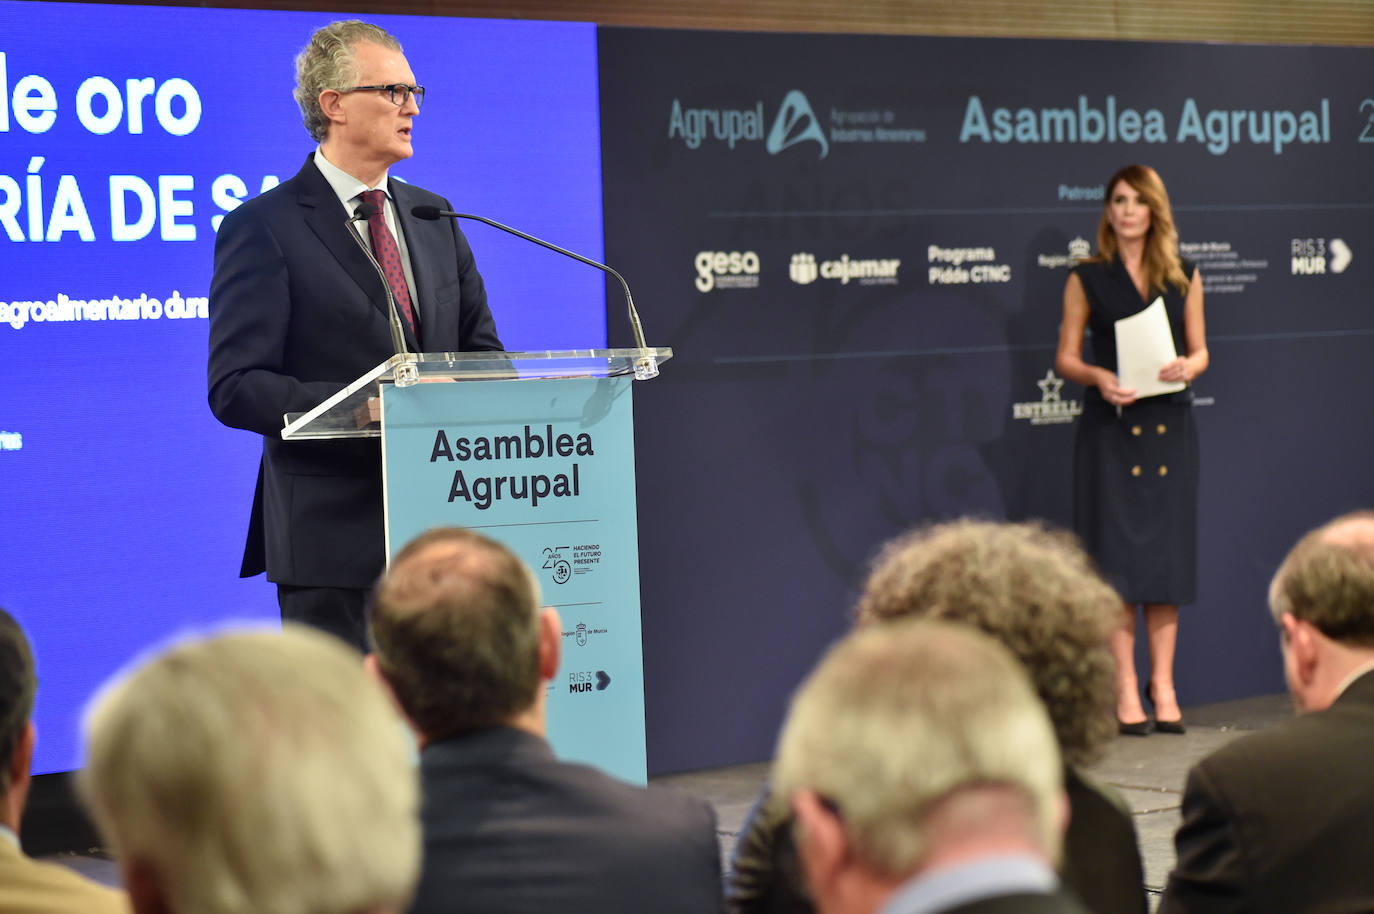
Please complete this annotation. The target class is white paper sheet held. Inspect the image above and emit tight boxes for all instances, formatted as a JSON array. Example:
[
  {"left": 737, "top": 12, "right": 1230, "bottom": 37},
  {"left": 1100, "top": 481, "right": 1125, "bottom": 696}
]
[{"left": 1113, "top": 297, "right": 1186, "bottom": 399}]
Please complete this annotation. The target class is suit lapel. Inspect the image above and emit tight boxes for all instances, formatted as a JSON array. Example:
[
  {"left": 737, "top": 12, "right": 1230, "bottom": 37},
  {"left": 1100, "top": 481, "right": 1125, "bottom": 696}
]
[
  {"left": 296, "top": 156, "right": 422, "bottom": 351},
  {"left": 390, "top": 179, "right": 436, "bottom": 344}
]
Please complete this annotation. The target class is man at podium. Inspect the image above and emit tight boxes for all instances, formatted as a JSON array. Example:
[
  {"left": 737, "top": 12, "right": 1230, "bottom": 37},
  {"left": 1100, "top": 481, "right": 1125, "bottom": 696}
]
[{"left": 207, "top": 19, "right": 504, "bottom": 649}]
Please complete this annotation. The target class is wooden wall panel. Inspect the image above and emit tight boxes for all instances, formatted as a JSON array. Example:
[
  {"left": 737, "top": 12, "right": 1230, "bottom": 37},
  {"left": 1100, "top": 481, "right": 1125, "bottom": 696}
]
[{"left": 25, "top": 0, "right": 1374, "bottom": 46}]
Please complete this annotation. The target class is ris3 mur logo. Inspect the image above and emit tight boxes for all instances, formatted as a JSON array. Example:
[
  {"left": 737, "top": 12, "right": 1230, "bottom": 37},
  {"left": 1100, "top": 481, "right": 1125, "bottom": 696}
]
[{"left": 668, "top": 90, "right": 829, "bottom": 159}]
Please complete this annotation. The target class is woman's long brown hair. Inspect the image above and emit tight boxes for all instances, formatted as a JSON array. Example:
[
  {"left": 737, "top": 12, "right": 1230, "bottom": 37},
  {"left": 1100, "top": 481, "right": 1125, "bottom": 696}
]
[{"left": 1094, "top": 164, "right": 1191, "bottom": 295}]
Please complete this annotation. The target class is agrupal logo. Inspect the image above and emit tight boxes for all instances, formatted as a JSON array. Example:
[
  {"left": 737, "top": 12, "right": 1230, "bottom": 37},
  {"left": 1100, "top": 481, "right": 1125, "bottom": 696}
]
[{"left": 668, "top": 90, "right": 829, "bottom": 158}]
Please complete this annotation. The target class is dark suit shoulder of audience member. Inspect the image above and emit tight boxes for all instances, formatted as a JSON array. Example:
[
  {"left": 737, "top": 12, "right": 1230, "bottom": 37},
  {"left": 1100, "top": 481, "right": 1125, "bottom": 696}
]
[
  {"left": 413, "top": 727, "right": 722, "bottom": 914},
  {"left": 1060, "top": 767, "right": 1147, "bottom": 914},
  {"left": 1159, "top": 512, "right": 1374, "bottom": 914},
  {"left": 937, "top": 893, "right": 1091, "bottom": 914},
  {"left": 1159, "top": 670, "right": 1374, "bottom": 914}
]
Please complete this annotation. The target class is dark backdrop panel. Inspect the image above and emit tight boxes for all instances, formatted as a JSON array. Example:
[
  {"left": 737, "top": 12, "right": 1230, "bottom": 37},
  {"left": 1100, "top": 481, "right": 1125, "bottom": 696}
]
[{"left": 598, "top": 28, "right": 1374, "bottom": 773}]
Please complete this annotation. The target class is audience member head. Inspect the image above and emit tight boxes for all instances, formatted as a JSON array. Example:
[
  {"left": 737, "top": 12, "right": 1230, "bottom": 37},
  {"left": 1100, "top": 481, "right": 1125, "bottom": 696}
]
[
  {"left": 773, "top": 620, "right": 1065, "bottom": 914},
  {"left": 294, "top": 20, "right": 403, "bottom": 142},
  {"left": 0, "top": 608, "right": 37, "bottom": 831},
  {"left": 80, "top": 625, "right": 420, "bottom": 914},
  {"left": 367, "top": 527, "right": 559, "bottom": 742},
  {"left": 1268, "top": 511, "right": 1374, "bottom": 711},
  {"left": 854, "top": 519, "right": 1119, "bottom": 766}
]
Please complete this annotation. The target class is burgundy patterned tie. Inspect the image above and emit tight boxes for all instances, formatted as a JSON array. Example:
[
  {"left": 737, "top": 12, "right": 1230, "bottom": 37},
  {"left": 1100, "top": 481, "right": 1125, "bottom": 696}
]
[{"left": 359, "top": 189, "right": 416, "bottom": 335}]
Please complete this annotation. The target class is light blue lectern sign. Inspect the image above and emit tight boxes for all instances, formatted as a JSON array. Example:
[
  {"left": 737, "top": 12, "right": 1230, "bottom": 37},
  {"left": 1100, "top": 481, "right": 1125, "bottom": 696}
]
[{"left": 380, "top": 376, "right": 647, "bottom": 784}]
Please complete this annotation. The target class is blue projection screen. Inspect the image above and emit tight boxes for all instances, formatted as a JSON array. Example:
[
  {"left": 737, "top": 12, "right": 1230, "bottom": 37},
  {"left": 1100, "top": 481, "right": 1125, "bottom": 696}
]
[{"left": 0, "top": 1, "right": 605, "bottom": 774}]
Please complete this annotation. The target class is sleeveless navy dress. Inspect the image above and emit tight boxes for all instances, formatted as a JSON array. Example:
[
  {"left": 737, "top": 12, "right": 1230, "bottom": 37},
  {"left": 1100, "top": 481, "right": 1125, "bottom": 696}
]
[{"left": 1071, "top": 255, "right": 1198, "bottom": 605}]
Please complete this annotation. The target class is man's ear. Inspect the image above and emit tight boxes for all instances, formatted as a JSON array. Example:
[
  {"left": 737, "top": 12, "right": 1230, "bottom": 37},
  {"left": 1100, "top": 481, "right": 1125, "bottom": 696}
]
[
  {"left": 8, "top": 721, "right": 34, "bottom": 790},
  {"left": 318, "top": 88, "right": 346, "bottom": 126},
  {"left": 1282, "top": 613, "right": 1319, "bottom": 687},
  {"left": 538, "top": 608, "right": 562, "bottom": 683},
  {"left": 362, "top": 652, "right": 387, "bottom": 690},
  {"left": 363, "top": 654, "right": 407, "bottom": 716},
  {"left": 363, "top": 653, "right": 425, "bottom": 749},
  {"left": 5, "top": 720, "right": 35, "bottom": 829},
  {"left": 124, "top": 857, "right": 174, "bottom": 914},
  {"left": 791, "top": 789, "right": 850, "bottom": 900}
]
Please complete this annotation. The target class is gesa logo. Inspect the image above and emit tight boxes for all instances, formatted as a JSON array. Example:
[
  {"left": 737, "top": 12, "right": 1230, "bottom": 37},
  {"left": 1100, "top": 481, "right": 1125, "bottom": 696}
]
[{"left": 695, "top": 250, "right": 760, "bottom": 292}]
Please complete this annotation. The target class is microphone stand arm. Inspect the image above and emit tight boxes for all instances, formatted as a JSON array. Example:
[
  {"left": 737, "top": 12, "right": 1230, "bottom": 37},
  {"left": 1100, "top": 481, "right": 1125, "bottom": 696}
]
[
  {"left": 450, "top": 213, "right": 656, "bottom": 378},
  {"left": 346, "top": 212, "right": 419, "bottom": 387}
]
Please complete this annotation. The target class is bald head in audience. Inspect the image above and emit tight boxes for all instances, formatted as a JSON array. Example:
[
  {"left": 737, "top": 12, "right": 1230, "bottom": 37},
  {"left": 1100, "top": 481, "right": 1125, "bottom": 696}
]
[
  {"left": 80, "top": 626, "right": 419, "bottom": 914},
  {"left": 773, "top": 620, "right": 1076, "bottom": 914},
  {"left": 1268, "top": 510, "right": 1374, "bottom": 711},
  {"left": 366, "top": 526, "right": 559, "bottom": 743}
]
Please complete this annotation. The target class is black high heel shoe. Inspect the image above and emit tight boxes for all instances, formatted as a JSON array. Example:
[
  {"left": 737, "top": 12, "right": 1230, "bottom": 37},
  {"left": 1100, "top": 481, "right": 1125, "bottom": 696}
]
[
  {"left": 1146, "top": 683, "right": 1186, "bottom": 734},
  {"left": 1117, "top": 717, "right": 1154, "bottom": 737}
]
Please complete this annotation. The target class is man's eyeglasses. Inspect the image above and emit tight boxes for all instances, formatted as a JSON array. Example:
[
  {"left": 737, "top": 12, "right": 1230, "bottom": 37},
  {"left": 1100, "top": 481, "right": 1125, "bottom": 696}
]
[{"left": 342, "top": 84, "right": 425, "bottom": 108}]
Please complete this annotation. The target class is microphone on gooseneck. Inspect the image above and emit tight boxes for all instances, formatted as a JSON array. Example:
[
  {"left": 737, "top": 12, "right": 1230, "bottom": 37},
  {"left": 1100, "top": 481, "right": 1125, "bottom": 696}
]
[
  {"left": 410, "top": 205, "right": 452, "bottom": 221},
  {"left": 410, "top": 205, "right": 653, "bottom": 359},
  {"left": 345, "top": 202, "right": 410, "bottom": 358}
]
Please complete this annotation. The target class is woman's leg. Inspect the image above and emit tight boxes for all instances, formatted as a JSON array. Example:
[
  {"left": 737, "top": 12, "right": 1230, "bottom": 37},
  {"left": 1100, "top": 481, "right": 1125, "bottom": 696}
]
[
  {"left": 1111, "top": 602, "right": 1147, "bottom": 724},
  {"left": 1144, "top": 602, "right": 1182, "bottom": 721}
]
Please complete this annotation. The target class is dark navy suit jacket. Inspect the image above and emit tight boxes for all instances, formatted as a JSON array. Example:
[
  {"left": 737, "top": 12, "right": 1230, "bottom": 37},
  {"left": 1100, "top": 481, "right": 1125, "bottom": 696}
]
[
  {"left": 207, "top": 154, "right": 503, "bottom": 587},
  {"left": 411, "top": 727, "right": 725, "bottom": 914},
  {"left": 929, "top": 893, "right": 1088, "bottom": 914},
  {"left": 1160, "top": 669, "right": 1374, "bottom": 914}
]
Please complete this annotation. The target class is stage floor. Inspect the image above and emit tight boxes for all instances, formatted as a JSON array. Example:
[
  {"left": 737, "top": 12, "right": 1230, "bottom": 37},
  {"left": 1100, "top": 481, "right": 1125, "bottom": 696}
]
[
  {"left": 654, "top": 691, "right": 1293, "bottom": 911},
  {"left": 47, "top": 691, "right": 1294, "bottom": 909}
]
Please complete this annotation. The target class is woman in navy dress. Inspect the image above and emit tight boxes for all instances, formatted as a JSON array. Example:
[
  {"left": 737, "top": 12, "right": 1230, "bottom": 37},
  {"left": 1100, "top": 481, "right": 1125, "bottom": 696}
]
[{"left": 1055, "top": 164, "right": 1209, "bottom": 734}]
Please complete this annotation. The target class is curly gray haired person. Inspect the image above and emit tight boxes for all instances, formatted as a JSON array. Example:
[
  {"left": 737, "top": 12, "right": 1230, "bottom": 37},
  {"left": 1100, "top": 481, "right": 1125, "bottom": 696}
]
[{"left": 728, "top": 519, "right": 1144, "bottom": 914}]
